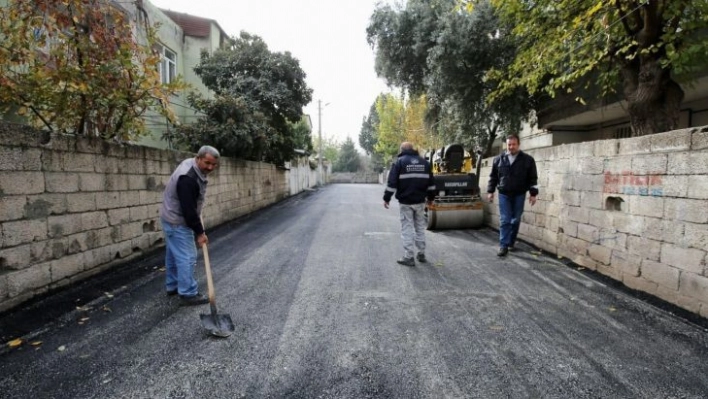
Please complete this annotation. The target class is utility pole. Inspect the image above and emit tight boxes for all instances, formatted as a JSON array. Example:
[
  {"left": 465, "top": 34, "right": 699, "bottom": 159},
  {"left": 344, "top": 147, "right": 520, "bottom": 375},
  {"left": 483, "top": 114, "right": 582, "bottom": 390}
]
[
  {"left": 318, "top": 99, "right": 323, "bottom": 186},
  {"left": 317, "top": 100, "right": 330, "bottom": 186}
]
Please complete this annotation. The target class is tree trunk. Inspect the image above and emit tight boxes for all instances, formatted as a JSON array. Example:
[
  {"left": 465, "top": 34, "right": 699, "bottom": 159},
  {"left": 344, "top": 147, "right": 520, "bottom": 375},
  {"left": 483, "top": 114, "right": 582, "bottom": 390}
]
[{"left": 624, "top": 59, "right": 684, "bottom": 137}]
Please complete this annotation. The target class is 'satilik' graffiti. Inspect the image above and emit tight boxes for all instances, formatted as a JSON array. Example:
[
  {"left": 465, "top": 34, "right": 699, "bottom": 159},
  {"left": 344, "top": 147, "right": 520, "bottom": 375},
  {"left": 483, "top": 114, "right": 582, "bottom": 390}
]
[{"left": 603, "top": 171, "right": 663, "bottom": 196}]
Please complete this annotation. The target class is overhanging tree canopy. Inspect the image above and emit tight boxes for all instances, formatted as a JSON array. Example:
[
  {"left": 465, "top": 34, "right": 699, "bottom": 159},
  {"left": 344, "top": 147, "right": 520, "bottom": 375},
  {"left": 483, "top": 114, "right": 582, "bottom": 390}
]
[{"left": 488, "top": 0, "right": 708, "bottom": 136}]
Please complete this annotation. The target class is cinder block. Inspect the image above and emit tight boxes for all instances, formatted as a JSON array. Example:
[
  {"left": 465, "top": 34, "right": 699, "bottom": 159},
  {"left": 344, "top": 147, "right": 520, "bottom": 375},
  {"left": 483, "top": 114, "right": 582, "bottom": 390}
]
[
  {"left": 628, "top": 195, "right": 664, "bottom": 218},
  {"left": 105, "top": 174, "right": 128, "bottom": 191},
  {"left": 95, "top": 156, "right": 120, "bottom": 174},
  {"left": 75, "top": 137, "right": 103, "bottom": 154},
  {"left": 47, "top": 215, "right": 82, "bottom": 238},
  {"left": 63, "top": 153, "right": 95, "bottom": 172},
  {"left": 573, "top": 174, "right": 605, "bottom": 192},
  {"left": 81, "top": 211, "right": 108, "bottom": 231},
  {"left": 579, "top": 157, "right": 605, "bottom": 174},
  {"left": 673, "top": 292, "right": 704, "bottom": 314},
  {"left": 107, "top": 208, "right": 130, "bottom": 226},
  {"left": 25, "top": 194, "right": 68, "bottom": 219},
  {"left": 651, "top": 129, "right": 691, "bottom": 153},
  {"left": 631, "top": 154, "right": 668, "bottom": 175},
  {"left": 0, "top": 146, "right": 23, "bottom": 171},
  {"left": 121, "top": 158, "right": 145, "bottom": 174},
  {"left": 66, "top": 193, "right": 97, "bottom": 213},
  {"left": 641, "top": 260, "right": 680, "bottom": 290},
  {"left": 692, "top": 129, "right": 708, "bottom": 150},
  {"left": 687, "top": 176, "right": 708, "bottom": 199},
  {"left": 588, "top": 244, "right": 612, "bottom": 265},
  {"left": 64, "top": 232, "right": 89, "bottom": 255},
  {"left": 577, "top": 223, "right": 597, "bottom": 242},
  {"left": 668, "top": 152, "right": 708, "bottom": 175},
  {"left": 0, "top": 274, "right": 7, "bottom": 300},
  {"left": 627, "top": 236, "right": 661, "bottom": 261},
  {"left": 83, "top": 246, "right": 114, "bottom": 270},
  {"left": 594, "top": 140, "right": 619, "bottom": 157},
  {"left": 622, "top": 274, "right": 658, "bottom": 295},
  {"left": 0, "top": 244, "right": 31, "bottom": 269},
  {"left": 580, "top": 191, "right": 603, "bottom": 210},
  {"left": 50, "top": 253, "right": 85, "bottom": 281},
  {"left": 95, "top": 192, "right": 121, "bottom": 210},
  {"left": 78, "top": 173, "right": 106, "bottom": 192},
  {"left": 119, "top": 222, "right": 143, "bottom": 241},
  {"left": 660, "top": 243, "right": 705, "bottom": 274},
  {"left": 561, "top": 190, "right": 581, "bottom": 206},
  {"left": 664, "top": 198, "right": 708, "bottom": 224},
  {"left": 619, "top": 135, "right": 652, "bottom": 155},
  {"left": 45, "top": 172, "right": 79, "bottom": 193},
  {"left": 612, "top": 213, "right": 646, "bottom": 236},
  {"left": 85, "top": 227, "right": 115, "bottom": 248},
  {"left": 659, "top": 175, "right": 688, "bottom": 197},
  {"left": 0, "top": 171, "right": 45, "bottom": 195},
  {"left": 611, "top": 250, "right": 640, "bottom": 277},
  {"left": 29, "top": 239, "right": 61, "bottom": 263},
  {"left": 603, "top": 156, "right": 633, "bottom": 174},
  {"left": 559, "top": 235, "right": 588, "bottom": 256},
  {"left": 7, "top": 263, "right": 51, "bottom": 297},
  {"left": 2, "top": 219, "right": 47, "bottom": 247},
  {"left": 679, "top": 272, "right": 708, "bottom": 301},
  {"left": 120, "top": 191, "right": 141, "bottom": 208},
  {"left": 127, "top": 175, "right": 147, "bottom": 190},
  {"left": 0, "top": 196, "right": 26, "bottom": 222},
  {"left": 597, "top": 263, "right": 621, "bottom": 280},
  {"left": 129, "top": 206, "right": 148, "bottom": 222},
  {"left": 643, "top": 217, "right": 685, "bottom": 244},
  {"left": 684, "top": 223, "right": 708, "bottom": 251},
  {"left": 568, "top": 206, "right": 589, "bottom": 224}
]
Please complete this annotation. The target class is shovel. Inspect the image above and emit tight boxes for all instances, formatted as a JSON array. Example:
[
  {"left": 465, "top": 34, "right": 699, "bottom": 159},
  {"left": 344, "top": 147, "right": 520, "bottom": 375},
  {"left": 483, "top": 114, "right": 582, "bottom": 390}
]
[{"left": 199, "top": 242, "right": 235, "bottom": 338}]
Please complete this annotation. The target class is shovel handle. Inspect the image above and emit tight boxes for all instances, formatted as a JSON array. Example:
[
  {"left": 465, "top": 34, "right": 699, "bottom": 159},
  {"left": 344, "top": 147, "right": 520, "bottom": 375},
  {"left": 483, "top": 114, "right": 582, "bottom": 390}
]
[{"left": 200, "top": 216, "right": 217, "bottom": 314}]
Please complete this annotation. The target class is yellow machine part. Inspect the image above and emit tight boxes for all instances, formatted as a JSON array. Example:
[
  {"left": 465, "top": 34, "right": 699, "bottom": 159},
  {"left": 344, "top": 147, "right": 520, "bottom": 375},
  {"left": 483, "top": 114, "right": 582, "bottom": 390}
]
[{"left": 427, "top": 200, "right": 484, "bottom": 230}]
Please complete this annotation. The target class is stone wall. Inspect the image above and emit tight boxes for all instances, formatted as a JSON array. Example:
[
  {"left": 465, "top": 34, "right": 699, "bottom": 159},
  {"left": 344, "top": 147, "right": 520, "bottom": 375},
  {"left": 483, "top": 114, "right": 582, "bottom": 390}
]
[
  {"left": 480, "top": 126, "right": 708, "bottom": 318},
  {"left": 0, "top": 124, "right": 288, "bottom": 312},
  {"left": 329, "top": 172, "right": 379, "bottom": 184}
]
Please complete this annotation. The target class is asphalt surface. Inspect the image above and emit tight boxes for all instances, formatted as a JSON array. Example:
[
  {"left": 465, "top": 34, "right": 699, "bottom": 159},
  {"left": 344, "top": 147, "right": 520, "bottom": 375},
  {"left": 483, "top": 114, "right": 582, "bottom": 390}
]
[{"left": 1, "top": 183, "right": 707, "bottom": 399}]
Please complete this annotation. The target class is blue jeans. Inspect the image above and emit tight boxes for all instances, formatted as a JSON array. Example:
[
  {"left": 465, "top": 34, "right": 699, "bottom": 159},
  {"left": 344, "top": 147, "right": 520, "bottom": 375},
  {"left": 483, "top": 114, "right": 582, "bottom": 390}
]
[
  {"left": 498, "top": 193, "right": 526, "bottom": 248},
  {"left": 161, "top": 218, "right": 198, "bottom": 296}
]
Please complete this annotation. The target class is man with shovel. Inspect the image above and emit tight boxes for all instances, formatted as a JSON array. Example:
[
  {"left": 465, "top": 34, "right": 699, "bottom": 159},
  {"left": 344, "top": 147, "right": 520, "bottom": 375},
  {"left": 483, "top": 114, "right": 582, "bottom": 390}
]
[{"left": 159, "top": 146, "right": 220, "bottom": 306}]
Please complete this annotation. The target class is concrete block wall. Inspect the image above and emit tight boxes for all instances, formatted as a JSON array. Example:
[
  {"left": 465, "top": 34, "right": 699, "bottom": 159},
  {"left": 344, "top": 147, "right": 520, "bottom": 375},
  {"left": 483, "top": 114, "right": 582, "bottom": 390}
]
[
  {"left": 0, "top": 124, "right": 288, "bottom": 312},
  {"left": 480, "top": 126, "right": 708, "bottom": 318}
]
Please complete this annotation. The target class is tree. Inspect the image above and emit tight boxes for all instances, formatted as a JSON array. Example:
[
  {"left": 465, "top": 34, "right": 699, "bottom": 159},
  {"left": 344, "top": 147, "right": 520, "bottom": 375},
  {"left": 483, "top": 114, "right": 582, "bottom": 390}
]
[
  {"left": 171, "top": 31, "right": 313, "bottom": 165},
  {"left": 333, "top": 137, "right": 360, "bottom": 172},
  {"left": 313, "top": 134, "right": 340, "bottom": 166},
  {"left": 0, "top": 0, "right": 181, "bottom": 139},
  {"left": 358, "top": 103, "right": 379, "bottom": 155},
  {"left": 488, "top": 0, "right": 708, "bottom": 136},
  {"left": 374, "top": 93, "right": 406, "bottom": 163},
  {"left": 368, "top": 0, "right": 531, "bottom": 156}
]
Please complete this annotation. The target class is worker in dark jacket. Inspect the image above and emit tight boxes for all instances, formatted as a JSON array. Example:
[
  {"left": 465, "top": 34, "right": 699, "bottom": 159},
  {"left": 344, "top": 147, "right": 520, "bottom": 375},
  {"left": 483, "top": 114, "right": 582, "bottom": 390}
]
[
  {"left": 487, "top": 134, "right": 538, "bottom": 257},
  {"left": 383, "top": 142, "right": 436, "bottom": 266},
  {"left": 159, "top": 146, "right": 220, "bottom": 305}
]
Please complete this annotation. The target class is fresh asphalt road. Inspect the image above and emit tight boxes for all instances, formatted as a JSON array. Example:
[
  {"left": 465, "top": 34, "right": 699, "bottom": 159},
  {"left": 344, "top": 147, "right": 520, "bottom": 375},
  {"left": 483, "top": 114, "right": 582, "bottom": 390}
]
[{"left": 1, "top": 184, "right": 707, "bottom": 399}]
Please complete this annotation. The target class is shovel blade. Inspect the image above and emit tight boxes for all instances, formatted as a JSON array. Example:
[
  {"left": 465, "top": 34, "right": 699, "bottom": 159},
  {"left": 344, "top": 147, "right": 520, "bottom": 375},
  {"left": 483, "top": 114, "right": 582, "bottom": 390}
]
[{"left": 200, "top": 313, "right": 235, "bottom": 338}]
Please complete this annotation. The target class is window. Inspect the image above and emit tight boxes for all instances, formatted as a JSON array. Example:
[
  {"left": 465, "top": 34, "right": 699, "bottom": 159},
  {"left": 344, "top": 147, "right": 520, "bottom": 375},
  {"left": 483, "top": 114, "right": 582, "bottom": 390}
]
[{"left": 159, "top": 46, "right": 177, "bottom": 84}]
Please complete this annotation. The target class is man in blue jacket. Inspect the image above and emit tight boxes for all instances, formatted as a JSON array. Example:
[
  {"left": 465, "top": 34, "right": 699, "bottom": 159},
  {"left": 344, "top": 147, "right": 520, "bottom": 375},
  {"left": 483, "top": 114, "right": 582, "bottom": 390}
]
[
  {"left": 487, "top": 134, "right": 538, "bottom": 257},
  {"left": 383, "top": 142, "right": 436, "bottom": 266}
]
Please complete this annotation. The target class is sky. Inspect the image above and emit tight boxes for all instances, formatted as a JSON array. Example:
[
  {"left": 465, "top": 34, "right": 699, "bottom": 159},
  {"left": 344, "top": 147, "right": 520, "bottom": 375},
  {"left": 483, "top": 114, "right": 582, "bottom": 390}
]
[{"left": 149, "top": 0, "right": 393, "bottom": 149}]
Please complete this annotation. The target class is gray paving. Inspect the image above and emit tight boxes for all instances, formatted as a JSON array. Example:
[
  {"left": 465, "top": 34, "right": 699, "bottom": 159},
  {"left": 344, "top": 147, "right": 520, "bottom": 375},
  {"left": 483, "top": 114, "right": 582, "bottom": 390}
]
[{"left": 1, "top": 183, "right": 707, "bottom": 399}]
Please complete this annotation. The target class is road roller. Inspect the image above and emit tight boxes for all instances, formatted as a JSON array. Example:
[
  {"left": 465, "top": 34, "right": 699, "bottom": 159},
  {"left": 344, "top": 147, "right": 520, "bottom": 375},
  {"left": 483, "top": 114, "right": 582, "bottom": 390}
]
[{"left": 425, "top": 144, "right": 484, "bottom": 230}]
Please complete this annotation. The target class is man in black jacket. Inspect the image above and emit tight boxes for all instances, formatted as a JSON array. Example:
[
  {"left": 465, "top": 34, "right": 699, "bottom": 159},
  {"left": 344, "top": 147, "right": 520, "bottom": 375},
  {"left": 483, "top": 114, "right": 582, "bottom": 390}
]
[
  {"left": 383, "top": 142, "right": 436, "bottom": 266},
  {"left": 487, "top": 134, "right": 538, "bottom": 257}
]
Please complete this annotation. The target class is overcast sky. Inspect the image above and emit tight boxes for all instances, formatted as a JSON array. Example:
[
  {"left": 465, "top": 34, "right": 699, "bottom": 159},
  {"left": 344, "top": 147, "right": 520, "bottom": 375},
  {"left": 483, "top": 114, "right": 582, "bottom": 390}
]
[{"left": 150, "top": 0, "right": 393, "bottom": 149}]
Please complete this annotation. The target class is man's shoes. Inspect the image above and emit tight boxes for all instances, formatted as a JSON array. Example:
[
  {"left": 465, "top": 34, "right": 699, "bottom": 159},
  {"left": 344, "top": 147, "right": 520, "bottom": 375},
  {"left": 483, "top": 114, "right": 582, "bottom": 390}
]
[
  {"left": 497, "top": 247, "right": 509, "bottom": 257},
  {"left": 416, "top": 252, "right": 427, "bottom": 263},
  {"left": 166, "top": 289, "right": 178, "bottom": 296},
  {"left": 179, "top": 293, "right": 209, "bottom": 306},
  {"left": 397, "top": 257, "right": 415, "bottom": 267}
]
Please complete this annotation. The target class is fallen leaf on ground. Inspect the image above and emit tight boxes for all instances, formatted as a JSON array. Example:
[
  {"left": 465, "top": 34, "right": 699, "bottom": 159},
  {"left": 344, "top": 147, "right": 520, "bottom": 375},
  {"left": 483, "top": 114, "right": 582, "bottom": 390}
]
[
  {"left": 80, "top": 317, "right": 90, "bottom": 322},
  {"left": 7, "top": 338, "right": 22, "bottom": 348},
  {"left": 577, "top": 267, "right": 586, "bottom": 271},
  {"left": 158, "top": 267, "right": 166, "bottom": 272},
  {"left": 30, "top": 341, "right": 42, "bottom": 347},
  {"left": 102, "top": 305, "right": 112, "bottom": 312},
  {"left": 57, "top": 345, "right": 66, "bottom": 352},
  {"left": 104, "top": 292, "right": 114, "bottom": 298},
  {"left": 609, "top": 306, "right": 617, "bottom": 312},
  {"left": 489, "top": 325, "right": 504, "bottom": 331}
]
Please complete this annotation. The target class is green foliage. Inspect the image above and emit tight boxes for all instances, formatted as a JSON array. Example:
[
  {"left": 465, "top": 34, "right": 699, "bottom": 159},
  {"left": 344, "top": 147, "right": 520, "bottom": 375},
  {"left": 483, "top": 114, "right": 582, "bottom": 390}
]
[
  {"left": 0, "top": 0, "right": 181, "bottom": 139},
  {"left": 313, "top": 134, "right": 340, "bottom": 166},
  {"left": 358, "top": 103, "right": 379, "bottom": 155},
  {"left": 170, "top": 32, "right": 313, "bottom": 165},
  {"left": 490, "top": 0, "right": 708, "bottom": 135},
  {"left": 368, "top": 0, "right": 532, "bottom": 156},
  {"left": 333, "top": 137, "right": 360, "bottom": 172}
]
